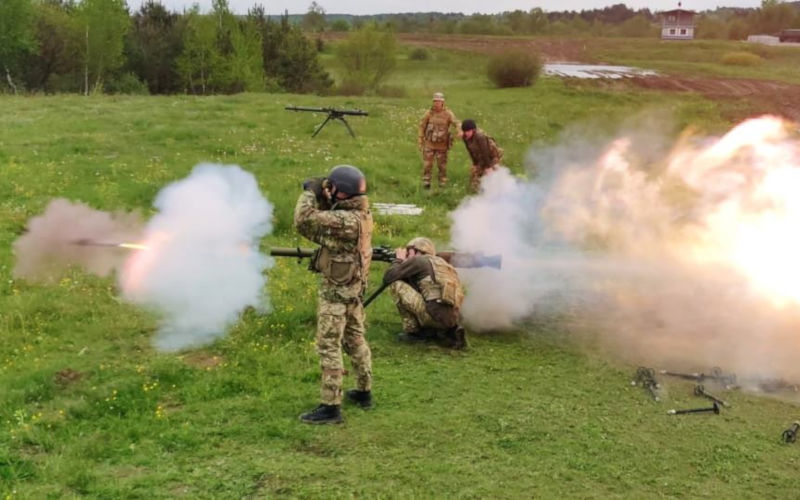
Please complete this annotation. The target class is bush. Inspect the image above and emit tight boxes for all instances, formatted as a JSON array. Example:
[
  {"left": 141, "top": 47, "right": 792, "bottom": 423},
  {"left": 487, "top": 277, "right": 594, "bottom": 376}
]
[
  {"left": 376, "top": 84, "right": 407, "bottom": 97},
  {"left": 409, "top": 48, "right": 429, "bottom": 61},
  {"left": 105, "top": 73, "right": 150, "bottom": 95},
  {"left": 487, "top": 51, "right": 542, "bottom": 88},
  {"left": 334, "top": 80, "right": 367, "bottom": 96},
  {"left": 720, "top": 51, "right": 762, "bottom": 66},
  {"left": 336, "top": 24, "right": 396, "bottom": 91}
]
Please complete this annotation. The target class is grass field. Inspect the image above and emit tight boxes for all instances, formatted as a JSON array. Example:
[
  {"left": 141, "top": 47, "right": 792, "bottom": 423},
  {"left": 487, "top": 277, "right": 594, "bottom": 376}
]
[{"left": 2, "top": 38, "right": 800, "bottom": 497}]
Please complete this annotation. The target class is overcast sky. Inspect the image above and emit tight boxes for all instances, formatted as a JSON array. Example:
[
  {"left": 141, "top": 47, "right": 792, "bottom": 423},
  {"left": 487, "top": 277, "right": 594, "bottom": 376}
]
[{"left": 145, "top": 0, "right": 763, "bottom": 15}]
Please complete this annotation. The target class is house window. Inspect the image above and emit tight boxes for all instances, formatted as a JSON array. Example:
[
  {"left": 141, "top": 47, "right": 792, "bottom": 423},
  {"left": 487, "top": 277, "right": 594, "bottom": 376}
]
[
  {"left": 680, "top": 28, "right": 687, "bottom": 35},
  {"left": 670, "top": 29, "right": 676, "bottom": 34},
  {"left": 668, "top": 15, "right": 675, "bottom": 21}
]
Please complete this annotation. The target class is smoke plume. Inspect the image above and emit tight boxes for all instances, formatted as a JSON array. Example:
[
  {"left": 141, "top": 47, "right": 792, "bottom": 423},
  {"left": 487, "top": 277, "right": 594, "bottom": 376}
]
[
  {"left": 13, "top": 199, "right": 143, "bottom": 280},
  {"left": 451, "top": 116, "right": 800, "bottom": 381},
  {"left": 14, "top": 163, "right": 274, "bottom": 351}
]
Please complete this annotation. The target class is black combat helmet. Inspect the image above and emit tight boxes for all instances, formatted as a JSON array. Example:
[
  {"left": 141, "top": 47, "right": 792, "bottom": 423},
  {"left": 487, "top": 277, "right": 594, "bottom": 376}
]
[{"left": 327, "top": 165, "right": 367, "bottom": 198}]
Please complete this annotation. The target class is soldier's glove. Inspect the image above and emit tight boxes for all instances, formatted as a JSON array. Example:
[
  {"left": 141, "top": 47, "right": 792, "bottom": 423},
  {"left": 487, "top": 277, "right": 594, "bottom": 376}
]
[{"left": 302, "top": 177, "right": 332, "bottom": 209}]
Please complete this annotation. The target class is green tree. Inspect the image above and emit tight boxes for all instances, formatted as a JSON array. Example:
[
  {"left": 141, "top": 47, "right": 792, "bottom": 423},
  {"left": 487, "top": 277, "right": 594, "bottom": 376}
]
[
  {"left": 330, "top": 19, "right": 350, "bottom": 32},
  {"left": 177, "top": 7, "right": 220, "bottom": 94},
  {"left": 302, "top": 1, "right": 326, "bottom": 32},
  {"left": 126, "top": 0, "right": 183, "bottom": 94},
  {"left": 0, "top": 0, "right": 36, "bottom": 93},
  {"left": 618, "top": 13, "right": 656, "bottom": 37},
  {"left": 227, "top": 21, "right": 264, "bottom": 92},
  {"left": 78, "top": 0, "right": 130, "bottom": 94},
  {"left": 23, "top": 0, "right": 81, "bottom": 92},
  {"left": 336, "top": 24, "right": 396, "bottom": 91},
  {"left": 248, "top": 8, "right": 331, "bottom": 93}
]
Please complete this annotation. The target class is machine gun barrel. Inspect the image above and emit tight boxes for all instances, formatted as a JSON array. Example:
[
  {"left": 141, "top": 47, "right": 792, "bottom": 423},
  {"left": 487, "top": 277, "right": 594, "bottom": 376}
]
[{"left": 285, "top": 106, "right": 368, "bottom": 116}]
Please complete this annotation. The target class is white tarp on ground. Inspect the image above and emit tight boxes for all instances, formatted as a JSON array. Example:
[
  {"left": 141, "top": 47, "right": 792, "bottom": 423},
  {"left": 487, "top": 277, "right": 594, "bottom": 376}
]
[
  {"left": 544, "top": 63, "right": 657, "bottom": 79},
  {"left": 373, "top": 203, "right": 424, "bottom": 216},
  {"left": 747, "top": 35, "right": 800, "bottom": 46}
]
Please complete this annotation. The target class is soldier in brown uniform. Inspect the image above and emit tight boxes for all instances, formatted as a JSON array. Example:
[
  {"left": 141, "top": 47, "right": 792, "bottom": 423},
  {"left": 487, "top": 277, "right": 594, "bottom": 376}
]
[
  {"left": 382, "top": 237, "right": 467, "bottom": 349},
  {"left": 418, "top": 92, "right": 460, "bottom": 189},
  {"left": 294, "top": 165, "right": 374, "bottom": 424},
  {"left": 461, "top": 119, "right": 503, "bottom": 193}
]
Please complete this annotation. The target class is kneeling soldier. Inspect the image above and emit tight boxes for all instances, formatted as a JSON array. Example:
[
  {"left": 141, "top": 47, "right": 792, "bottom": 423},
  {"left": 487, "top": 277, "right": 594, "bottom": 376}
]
[{"left": 382, "top": 237, "right": 467, "bottom": 349}]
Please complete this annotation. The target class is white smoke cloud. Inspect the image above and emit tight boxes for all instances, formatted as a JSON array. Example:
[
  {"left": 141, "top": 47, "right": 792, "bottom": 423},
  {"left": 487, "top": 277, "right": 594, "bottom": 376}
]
[
  {"left": 120, "top": 163, "right": 274, "bottom": 351},
  {"left": 450, "top": 117, "right": 800, "bottom": 381}
]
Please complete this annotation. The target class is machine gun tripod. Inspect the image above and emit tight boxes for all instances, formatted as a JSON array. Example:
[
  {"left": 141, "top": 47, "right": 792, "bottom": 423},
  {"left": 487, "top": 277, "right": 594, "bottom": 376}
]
[{"left": 285, "top": 106, "right": 368, "bottom": 138}]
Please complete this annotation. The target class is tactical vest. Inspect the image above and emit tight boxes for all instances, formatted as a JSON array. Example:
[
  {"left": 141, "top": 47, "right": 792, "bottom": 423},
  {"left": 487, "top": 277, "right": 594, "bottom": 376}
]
[
  {"left": 418, "top": 255, "right": 464, "bottom": 309},
  {"left": 424, "top": 109, "right": 455, "bottom": 146},
  {"left": 312, "top": 200, "right": 373, "bottom": 298}
]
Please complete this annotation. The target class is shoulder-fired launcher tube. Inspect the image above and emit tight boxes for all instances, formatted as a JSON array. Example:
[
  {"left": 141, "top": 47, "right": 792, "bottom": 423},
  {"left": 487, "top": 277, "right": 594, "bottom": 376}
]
[{"left": 269, "top": 247, "right": 501, "bottom": 269}]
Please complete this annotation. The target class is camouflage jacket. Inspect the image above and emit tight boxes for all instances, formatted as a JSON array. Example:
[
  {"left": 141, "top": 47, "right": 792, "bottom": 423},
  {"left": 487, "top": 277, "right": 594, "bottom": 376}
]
[
  {"left": 463, "top": 129, "right": 503, "bottom": 169},
  {"left": 294, "top": 191, "right": 373, "bottom": 303},
  {"left": 418, "top": 107, "right": 459, "bottom": 151}
]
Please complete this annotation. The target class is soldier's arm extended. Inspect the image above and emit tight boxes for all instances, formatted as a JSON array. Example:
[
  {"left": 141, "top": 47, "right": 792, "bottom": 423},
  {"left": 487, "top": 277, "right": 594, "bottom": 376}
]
[
  {"left": 293, "top": 191, "right": 359, "bottom": 252},
  {"left": 449, "top": 110, "right": 461, "bottom": 138},
  {"left": 382, "top": 256, "right": 433, "bottom": 286}
]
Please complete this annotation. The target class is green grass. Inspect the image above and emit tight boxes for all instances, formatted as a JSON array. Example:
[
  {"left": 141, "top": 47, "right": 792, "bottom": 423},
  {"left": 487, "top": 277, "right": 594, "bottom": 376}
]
[
  {"left": 1, "top": 44, "right": 799, "bottom": 497},
  {"left": 583, "top": 37, "right": 800, "bottom": 84}
]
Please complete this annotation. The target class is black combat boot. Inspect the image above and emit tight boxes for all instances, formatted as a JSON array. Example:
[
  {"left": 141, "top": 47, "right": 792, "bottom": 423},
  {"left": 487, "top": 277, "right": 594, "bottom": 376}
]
[
  {"left": 299, "top": 404, "right": 342, "bottom": 424},
  {"left": 441, "top": 326, "right": 467, "bottom": 350},
  {"left": 397, "top": 331, "right": 427, "bottom": 343},
  {"left": 345, "top": 389, "right": 373, "bottom": 409}
]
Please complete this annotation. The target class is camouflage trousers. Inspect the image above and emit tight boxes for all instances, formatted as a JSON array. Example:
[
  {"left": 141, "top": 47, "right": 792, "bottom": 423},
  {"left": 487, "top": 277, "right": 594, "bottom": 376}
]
[
  {"left": 317, "top": 297, "right": 372, "bottom": 405},
  {"left": 422, "top": 147, "right": 449, "bottom": 186},
  {"left": 469, "top": 164, "right": 498, "bottom": 193},
  {"left": 389, "top": 281, "right": 442, "bottom": 333}
]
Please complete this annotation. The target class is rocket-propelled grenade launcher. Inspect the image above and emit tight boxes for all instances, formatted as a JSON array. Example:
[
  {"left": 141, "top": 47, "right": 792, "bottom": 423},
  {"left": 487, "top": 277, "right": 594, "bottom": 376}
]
[
  {"left": 271, "top": 246, "right": 502, "bottom": 269},
  {"left": 71, "top": 241, "right": 503, "bottom": 270}
]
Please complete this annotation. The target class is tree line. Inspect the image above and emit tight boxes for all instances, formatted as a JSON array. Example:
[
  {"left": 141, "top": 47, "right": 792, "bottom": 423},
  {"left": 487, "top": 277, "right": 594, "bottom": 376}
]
[
  {"left": 308, "top": 1, "right": 800, "bottom": 40},
  {"left": 0, "top": 0, "right": 331, "bottom": 95}
]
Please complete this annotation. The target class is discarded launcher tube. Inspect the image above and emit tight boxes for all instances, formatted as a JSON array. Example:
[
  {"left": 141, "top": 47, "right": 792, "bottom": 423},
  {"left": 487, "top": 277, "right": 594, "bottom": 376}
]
[
  {"left": 694, "top": 384, "right": 729, "bottom": 408},
  {"left": 667, "top": 402, "right": 721, "bottom": 415},
  {"left": 782, "top": 422, "right": 799, "bottom": 443}
]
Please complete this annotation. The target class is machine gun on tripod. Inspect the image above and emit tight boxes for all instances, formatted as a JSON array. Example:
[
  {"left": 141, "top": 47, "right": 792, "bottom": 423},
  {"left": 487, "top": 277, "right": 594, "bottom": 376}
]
[{"left": 285, "top": 106, "right": 368, "bottom": 138}]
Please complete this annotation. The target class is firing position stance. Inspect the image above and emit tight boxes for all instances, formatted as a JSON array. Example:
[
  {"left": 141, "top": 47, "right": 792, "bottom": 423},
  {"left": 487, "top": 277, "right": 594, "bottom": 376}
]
[
  {"left": 383, "top": 237, "right": 467, "bottom": 349},
  {"left": 294, "top": 165, "right": 374, "bottom": 424},
  {"left": 461, "top": 119, "right": 503, "bottom": 193},
  {"left": 418, "top": 92, "right": 460, "bottom": 189}
]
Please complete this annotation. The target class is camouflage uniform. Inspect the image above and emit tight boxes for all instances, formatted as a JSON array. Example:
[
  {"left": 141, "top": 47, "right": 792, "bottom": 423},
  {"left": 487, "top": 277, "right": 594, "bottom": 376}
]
[
  {"left": 418, "top": 106, "right": 459, "bottom": 187},
  {"left": 463, "top": 128, "right": 503, "bottom": 192},
  {"left": 294, "top": 191, "right": 373, "bottom": 406},
  {"left": 383, "top": 254, "right": 464, "bottom": 335}
]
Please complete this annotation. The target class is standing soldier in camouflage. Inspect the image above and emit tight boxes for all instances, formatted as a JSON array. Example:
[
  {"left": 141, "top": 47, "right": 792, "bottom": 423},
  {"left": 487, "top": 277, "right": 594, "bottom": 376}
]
[
  {"left": 294, "top": 165, "right": 374, "bottom": 424},
  {"left": 418, "top": 92, "right": 460, "bottom": 189},
  {"left": 461, "top": 119, "right": 504, "bottom": 193},
  {"left": 382, "top": 237, "right": 467, "bottom": 349}
]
